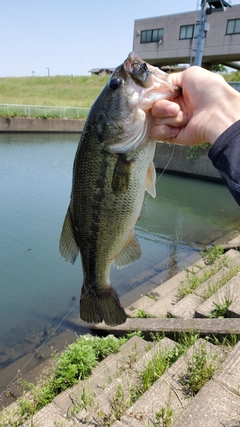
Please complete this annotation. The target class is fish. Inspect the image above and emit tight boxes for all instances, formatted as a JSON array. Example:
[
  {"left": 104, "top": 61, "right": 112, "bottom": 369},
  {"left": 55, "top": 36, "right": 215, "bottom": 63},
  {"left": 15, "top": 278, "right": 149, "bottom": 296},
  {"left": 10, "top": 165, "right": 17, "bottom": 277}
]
[{"left": 59, "top": 52, "right": 180, "bottom": 326}]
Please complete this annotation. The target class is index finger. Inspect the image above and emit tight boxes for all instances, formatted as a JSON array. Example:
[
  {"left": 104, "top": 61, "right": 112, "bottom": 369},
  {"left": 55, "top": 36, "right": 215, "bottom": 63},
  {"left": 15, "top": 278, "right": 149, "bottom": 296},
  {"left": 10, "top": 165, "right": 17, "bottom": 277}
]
[{"left": 151, "top": 99, "right": 180, "bottom": 118}]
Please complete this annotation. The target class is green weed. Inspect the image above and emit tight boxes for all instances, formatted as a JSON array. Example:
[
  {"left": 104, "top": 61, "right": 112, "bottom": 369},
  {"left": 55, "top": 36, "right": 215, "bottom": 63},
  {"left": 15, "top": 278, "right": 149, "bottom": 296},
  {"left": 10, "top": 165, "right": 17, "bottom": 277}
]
[
  {"left": 155, "top": 403, "right": 174, "bottom": 427},
  {"left": 210, "top": 299, "right": 232, "bottom": 318},
  {"left": 187, "top": 143, "right": 211, "bottom": 159},
  {"left": 0, "top": 335, "right": 127, "bottom": 427},
  {"left": 178, "top": 247, "right": 229, "bottom": 299},
  {"left": 136, "top": 309, "right": 153, "bottom": 318},
  {"left": 180, "top": 344, "right": 218, "bottom": 396},
  {"left": 203, "top": 265, "right": 240, "bottom": 299},
  {"left": 201, "top": 245, "right": 224, "bottom": 265}
]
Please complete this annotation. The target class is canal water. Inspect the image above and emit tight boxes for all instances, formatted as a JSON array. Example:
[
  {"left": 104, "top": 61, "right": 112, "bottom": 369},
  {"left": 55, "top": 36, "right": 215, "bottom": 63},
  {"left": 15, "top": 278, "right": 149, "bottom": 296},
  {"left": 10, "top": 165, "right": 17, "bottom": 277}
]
[{"left": 0, "top": 133, "right": 240, "bottom": 389}]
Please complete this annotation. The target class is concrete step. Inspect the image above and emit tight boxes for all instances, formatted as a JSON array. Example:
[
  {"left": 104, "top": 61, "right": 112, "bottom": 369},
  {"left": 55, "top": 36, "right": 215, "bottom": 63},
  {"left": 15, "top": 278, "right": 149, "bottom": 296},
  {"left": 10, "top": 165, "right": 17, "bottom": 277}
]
[
  {"left": 18, "top": 336, "right": 150, "bottom": 427},
  {"left": 168, "top": 293, "right": 204, "bottom": 319},
  {"left": 171, "top": 341, "right": 240, "bottom": 427},
  {"left": 73, "top": 337, "right": 176, "bottom": 426},
  {"left": 111, "top": 338, "right": 226, "bottom": 426},
  {"left": 171, "top": 380, "right": 240, "bottom": 427},
  {"left": 120, "top": 250, "right": 200, "bottom": 311},
  {"left": 131, "top": 250, "right": 238, "bottom": 319},
  {"left": 125, "top": 252, "right": 200, "bottom": 318},
  {"left": 141, "top": 255, "right": 202, "bottom": 318},
  {"left": 228, "top": 295, "right": 240, "bottom": 317},
  {"left": 53, "top": 335, "right": 150, "bottom": 418},
  {"left": 194, "top": 249, "right": 240, "bottom": 298},
  {"left": 195, "top": 271, "right": 240, "bottom": 318},
  {"left": 168, "top": 249, "right": 240, "bottom": 319}
]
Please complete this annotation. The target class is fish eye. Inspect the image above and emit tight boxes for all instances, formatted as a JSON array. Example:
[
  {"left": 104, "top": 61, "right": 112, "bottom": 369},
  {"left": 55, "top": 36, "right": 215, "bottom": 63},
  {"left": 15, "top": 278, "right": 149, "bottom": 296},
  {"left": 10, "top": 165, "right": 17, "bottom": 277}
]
[{"left": 109, "top": 78, "right": 121, "bottom": 90}]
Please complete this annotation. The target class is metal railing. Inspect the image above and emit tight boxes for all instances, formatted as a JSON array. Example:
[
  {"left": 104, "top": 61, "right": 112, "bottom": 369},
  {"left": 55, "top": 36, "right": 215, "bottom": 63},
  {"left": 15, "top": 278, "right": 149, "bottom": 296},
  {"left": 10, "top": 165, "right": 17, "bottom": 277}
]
[{"left": 0, "top": 104, "right": 90, "bottom": 119}]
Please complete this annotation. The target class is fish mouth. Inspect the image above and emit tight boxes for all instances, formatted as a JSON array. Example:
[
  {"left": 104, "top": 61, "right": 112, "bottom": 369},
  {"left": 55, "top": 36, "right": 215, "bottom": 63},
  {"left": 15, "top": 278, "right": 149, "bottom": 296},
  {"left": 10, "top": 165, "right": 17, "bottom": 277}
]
[
  {"left": 124, "top": 53, "right": 152, "bottom": 87},
  {"left": 124, "top": 52, "right": 181, "bottom": 95}
]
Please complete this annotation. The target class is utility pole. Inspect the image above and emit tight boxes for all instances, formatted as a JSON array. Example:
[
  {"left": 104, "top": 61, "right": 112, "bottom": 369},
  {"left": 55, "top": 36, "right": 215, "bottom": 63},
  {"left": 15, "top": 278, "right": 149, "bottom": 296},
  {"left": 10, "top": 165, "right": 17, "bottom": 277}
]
[
  {"left": 194, "top": 0, "right": 232, "bottom": 67},
  {"left": 46, "top": 67, "right": 50, "bottom": 76},
  {"left": 194, "top": 1, "right": 208, "bottom": 66}
]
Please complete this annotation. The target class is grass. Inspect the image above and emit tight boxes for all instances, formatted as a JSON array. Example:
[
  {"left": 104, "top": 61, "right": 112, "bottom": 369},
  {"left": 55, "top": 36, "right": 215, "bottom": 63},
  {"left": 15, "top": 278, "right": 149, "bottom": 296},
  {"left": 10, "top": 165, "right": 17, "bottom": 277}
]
[
  {"left": 179, "top": 343, "right": 218, "bottom": 396},
  {"left": 140, "top": 332, "right": 199, "bottom": 393},
  {"left": 0, "top": 75, "right": 109, "bottom": 108},
  {"left": 136, "top": 308, "right": 153, "bottom": 318},
  {"left": 223, "top": 70, "right": 240, "bottom": 82},
  {"left": 200, "top": 245, "right": 224, "bottom": 265},
  {"left": 203, "top": 265, "right": 240, "bottom": 300},
  {"left": 155, "top": 403, "right": 174, "bottom": 427},
  {"left": 210, "top": 298, "right": 232, "bottom": 318},
  {"left": 0, "top": 334, "right": 127, "bottom": 427},
  {"left": 177, "top": 245, "right": 240, "bottom": 300}
]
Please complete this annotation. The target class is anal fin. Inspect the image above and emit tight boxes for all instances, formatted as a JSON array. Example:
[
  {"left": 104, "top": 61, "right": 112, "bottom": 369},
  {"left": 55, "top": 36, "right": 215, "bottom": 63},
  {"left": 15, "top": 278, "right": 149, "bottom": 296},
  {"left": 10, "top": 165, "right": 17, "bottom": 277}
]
[
  {"left": 145, "top": 161, "right": 156, "bottom": 198},
  {"left": 114, "top": 233, "right": 142, "bottom": 269}
]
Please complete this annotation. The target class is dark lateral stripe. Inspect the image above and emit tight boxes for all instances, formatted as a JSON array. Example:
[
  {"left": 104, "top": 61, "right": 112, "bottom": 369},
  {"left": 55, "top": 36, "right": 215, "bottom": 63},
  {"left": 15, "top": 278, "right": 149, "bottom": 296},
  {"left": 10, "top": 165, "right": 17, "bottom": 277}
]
[{"left": 87, "top": 150, "right": 110, "bottom": 284}]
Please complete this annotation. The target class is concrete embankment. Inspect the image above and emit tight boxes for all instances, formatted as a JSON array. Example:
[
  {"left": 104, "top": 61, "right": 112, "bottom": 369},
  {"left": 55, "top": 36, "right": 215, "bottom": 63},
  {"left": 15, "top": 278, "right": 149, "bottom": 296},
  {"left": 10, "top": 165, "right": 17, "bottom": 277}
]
[
  {"left": 154, "top": 142, "right": 222, "bottom": 182},
  {"left": 0, "top": 116, "right": 85, "bottom": 133},
  {"left": 0, "top": 116, "right": 221, "bottom": 182}
]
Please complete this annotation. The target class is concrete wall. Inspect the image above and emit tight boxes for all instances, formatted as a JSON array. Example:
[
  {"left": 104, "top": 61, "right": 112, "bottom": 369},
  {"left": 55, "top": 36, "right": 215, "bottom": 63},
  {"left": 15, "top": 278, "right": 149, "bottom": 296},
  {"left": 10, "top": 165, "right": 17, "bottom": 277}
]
[
  {"left": 154, "top": 142, "right": 222, "bottom": 182},
  {"left": 0, "top": 116, "right": 85, "bottom": 133}
]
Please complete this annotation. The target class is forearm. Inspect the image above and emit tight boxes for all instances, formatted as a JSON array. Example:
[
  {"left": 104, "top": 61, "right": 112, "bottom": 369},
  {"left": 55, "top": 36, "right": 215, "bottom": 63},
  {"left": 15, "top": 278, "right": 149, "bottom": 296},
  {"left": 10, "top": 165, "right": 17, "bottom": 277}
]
[{"left": 209, "top": 120, "right": 240, "bottom": 205}]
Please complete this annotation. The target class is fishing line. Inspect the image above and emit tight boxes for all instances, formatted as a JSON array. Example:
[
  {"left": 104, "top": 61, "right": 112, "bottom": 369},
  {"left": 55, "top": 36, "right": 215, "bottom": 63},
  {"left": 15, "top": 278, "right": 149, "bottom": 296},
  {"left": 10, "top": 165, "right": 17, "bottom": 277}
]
[
  {"left": 142, "top": 143, "right": 175, "bottom": 209},
  {"left": 156, "top": 143, "right": 175, "bottom": 183},
  {"left": 0, "top": 299, "right": 79, "bottom": 401}
]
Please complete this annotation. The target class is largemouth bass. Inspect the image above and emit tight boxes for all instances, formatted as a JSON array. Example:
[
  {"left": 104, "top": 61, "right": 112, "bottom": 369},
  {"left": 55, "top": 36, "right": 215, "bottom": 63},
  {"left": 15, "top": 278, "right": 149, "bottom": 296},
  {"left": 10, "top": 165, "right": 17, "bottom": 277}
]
[{"left": 60, "top": 52, "right": 179, "bottom": 326}]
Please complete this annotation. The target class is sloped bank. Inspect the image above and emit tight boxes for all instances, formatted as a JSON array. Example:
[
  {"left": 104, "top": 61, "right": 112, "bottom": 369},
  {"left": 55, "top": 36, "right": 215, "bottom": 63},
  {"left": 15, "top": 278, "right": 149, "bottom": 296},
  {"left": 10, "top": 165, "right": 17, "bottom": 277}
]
[{"left": 0, "top": 116, "right": 221, "bottom": 182}]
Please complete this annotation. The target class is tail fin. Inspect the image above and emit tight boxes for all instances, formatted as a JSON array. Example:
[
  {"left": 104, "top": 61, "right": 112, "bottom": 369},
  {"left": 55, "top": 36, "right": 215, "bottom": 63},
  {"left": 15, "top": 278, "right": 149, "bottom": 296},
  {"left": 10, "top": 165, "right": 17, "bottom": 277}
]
[{"left": 80, "top": 284, "right": 127, "bottom": 326}]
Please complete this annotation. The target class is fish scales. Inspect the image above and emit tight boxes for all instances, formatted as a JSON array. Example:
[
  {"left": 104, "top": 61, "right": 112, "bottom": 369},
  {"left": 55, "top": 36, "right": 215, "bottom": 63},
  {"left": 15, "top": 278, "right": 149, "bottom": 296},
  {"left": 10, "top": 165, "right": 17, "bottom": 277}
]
[{"left": 60, "top": 52, "right": 180, "bottom": 326}]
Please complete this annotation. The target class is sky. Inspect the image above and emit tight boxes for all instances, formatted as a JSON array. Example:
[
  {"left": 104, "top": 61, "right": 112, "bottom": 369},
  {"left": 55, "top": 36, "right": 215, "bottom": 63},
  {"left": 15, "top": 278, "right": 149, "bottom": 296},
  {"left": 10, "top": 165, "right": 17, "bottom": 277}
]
[{"left": 0, "top": 0, "right": 239, "bottom": 77}]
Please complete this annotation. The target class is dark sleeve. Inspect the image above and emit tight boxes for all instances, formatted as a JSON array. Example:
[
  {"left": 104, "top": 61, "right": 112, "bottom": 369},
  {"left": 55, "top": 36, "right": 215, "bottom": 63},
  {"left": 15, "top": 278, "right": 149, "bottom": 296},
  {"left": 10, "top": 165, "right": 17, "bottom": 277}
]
[{"left": 208, "top": 120, "right": 240, "bottom": 206}]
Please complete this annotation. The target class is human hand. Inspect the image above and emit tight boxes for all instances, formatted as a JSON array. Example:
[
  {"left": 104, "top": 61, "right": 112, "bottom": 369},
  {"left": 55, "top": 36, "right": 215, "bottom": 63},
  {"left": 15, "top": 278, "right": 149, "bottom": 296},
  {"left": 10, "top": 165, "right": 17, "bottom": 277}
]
[{"left": 151, "top": 66, "right": 240, "bottom": 146}]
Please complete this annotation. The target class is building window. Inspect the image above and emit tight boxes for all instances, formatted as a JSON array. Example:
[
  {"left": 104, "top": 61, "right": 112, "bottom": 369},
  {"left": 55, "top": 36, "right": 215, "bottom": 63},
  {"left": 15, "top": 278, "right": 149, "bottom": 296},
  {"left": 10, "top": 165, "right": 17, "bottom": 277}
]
[
  {"left": 179, "top": 24, "right": 199, "bottom": 39},
  {"left": 180, "top": 25, "right": 194, "bottom": 39},
  {"left": 140, "top": 28, "right": 164, "bottom": 43},
  {"left": 226, "top": 19, "right": 240, "bottom": 35}
]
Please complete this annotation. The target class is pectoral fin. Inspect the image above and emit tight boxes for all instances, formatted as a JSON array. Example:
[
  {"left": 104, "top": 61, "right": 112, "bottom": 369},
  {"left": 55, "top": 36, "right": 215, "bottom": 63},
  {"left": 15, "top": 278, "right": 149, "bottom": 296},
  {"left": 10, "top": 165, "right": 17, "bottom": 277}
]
[
  {"left": 59, "top": 206, "right": 79, "bottom": 264},
  {"left": 112, "top": 155, "right": 133, "bottom": 195},
  {"left": 145, "top": 161, "right": 156, "bottom": 198},
  {"left": 114, "top": 233, "right": 142, "bottom": 269}
]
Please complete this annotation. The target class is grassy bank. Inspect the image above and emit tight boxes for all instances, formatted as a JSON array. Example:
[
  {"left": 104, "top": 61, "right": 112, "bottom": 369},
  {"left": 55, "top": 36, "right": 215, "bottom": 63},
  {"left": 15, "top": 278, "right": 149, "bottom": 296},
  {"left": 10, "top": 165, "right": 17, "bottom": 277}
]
[
  {"left": 0, "top": 71, "right": 239, "bottom": 108},
  {"left": 0, "top": 70, "right": 239, "bottom": 120},
  {"left": 0, "top": 75, "right": 109, "bottom": 108}
]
